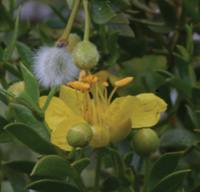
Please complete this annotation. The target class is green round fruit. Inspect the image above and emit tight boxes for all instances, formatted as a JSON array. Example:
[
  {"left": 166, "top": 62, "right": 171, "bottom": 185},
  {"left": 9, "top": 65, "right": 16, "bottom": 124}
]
[
  {"left": 132, "top": 128, "right": 160, "bottom": 156},
  {"left": 67, "top": 123, "right": 93, "bottom": 147},
  {"left": 72, "top": 41, "right": 100, "bottom": 70},
  {"left": 67, "top": 33, "right": 81, "bottom": 53}
]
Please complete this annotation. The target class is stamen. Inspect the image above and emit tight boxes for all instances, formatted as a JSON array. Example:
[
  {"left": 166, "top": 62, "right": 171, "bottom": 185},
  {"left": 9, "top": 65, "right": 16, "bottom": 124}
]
[
  {"left": 114, "top": 77, "right": 134, "bottom": 87},
  {"left": 82, "top": 74, "right": 98, "bottom": 85},
  {"left": 108, "top": 87, "right": 118, "bottom": 104},
  {"left": 67, "top": 81, "right": 90, "bottom": 92},
  {"left": 79, "top": 70, "right": 87, "bottom": 81},
  {"left": 102, "top": 81, "right": 109, "bottom": 87}
]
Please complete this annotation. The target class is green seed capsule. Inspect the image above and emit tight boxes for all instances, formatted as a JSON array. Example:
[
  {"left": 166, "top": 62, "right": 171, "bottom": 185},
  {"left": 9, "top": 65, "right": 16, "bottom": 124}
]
[
  {"left": 67, "top": 33, "right": 81, "bottom": 53},
  {"left": 72, "top": 41, "right": 100, "bottom": 70},
  {"left": 67, "top": 123, "right": 93, "bottom": 147},
  {"left": 132, "top": 128, "right": 160, "bottom": 156}
]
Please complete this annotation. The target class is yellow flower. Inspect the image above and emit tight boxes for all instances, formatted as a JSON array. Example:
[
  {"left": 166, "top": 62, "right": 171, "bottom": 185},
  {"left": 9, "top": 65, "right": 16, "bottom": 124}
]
[{"left": 39, "top": 75, "right": 167, "bottom": 151}]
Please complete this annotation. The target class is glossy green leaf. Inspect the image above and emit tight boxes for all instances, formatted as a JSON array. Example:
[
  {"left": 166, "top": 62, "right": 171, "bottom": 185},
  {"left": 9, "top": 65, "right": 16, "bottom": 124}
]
[
  {"left": 148, "top": 152, "right": 184, "bottom": 190},
  {"left": 16, "top": 42, "right": 33, "bottom": 68},
  {"left": 10, "top": 103, "right": 49, "bottom": 140},
  {"left": 72, "top": 158, "right": 90, "bottom": 173},
  {"left": 31, "top": 155, "right": 73, "bottom": 180},
  {"left": 31, "top": 155, "right": 85, "bottom": 189},
  {"left": 0, "top": 115, "right": 7, "bottom": 130},
  {"left": 3, "top": 10, "right": 19, "bottom": 60},
  {"left": 122, "top": 55, "right": 167, "bottom": 92},
  {"left": 21, "top": 64, "right": 39, "bottom": 103},
  {"left": 161, "top": 128, "right": 198, "bottom": 150},
  {"left": 157, "top": 70, "right": 192, "bottom": 98},
  {"left": 26, "top": 179, "right": 80, "bottom": 192},
  {"left": 4, "top": 123, "right": 56, "bottom": 154},
  {"left": 150, "top": 169, "right": 191, "bottom": 192},
  {"left": 16, "top": 92, "right": 42, "bottom": 116},
  {"left": 3, "top": 165, "right": 29, "bottom": 192},
  {"left": 92, "top": 0, "right": 116, "bottom": 24}
]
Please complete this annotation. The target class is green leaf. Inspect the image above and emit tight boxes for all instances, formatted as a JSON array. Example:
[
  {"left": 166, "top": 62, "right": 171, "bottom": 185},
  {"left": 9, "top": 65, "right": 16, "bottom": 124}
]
[
  {"left": 92, "top": 0, "right": 116, "bottom": 24},
  {"left": 31, "top": 155, "right": 85, "bottom": 189},
  {"left": 123, "top": 55, "right": 167, "bottom": 74},
  {"left": 185, "top": 105, "right": 199, "bottom": 129},
  {"left": 10, "top": 103, "right": 49, "bottom": 140},
  {"left": 0, "top": 132, "right": 12, "bottom": 143},
  {"left": 148, "top": 152, "right": 184, "bottom": 190},
  {"left": 160, "top": 128, "right": 198, "bottom": 150},
  {"left": 122, "top": 55, "right": 167, "bottom": 92},
  {"left": 21, "top": 64, "right": 39, "bottom": 103},
  {"left": 0, "top": 90, "right": 9, "bottom": 104},
  {"left": 4, "top": 161, "right": 35, "bottom": 174},
  {"left": 3, "top": 165, "right": 29, "bottom": 192},
  {"left": 26, "top": 179, "right": 80, "bottom": 192},
  {"left": 31, "top": 155, "right": 73, "bottom": 180},
  {"left": 183, "top": 0, "right": 200, "bottom": 21},
  {"left": 16, "top": 42, "right": 33, "bottom": 68},
  {"left": 72, "top": 158, "right": 90, "bottom": 173},
  {"left": 3, "top": 10, "right": 19, "bottom": 60},
  {"left": 16, "top": 92, "right": 42, "bottom": 115},
  {"left": 150, "top": 169, "right": 191, "bottom": 192},
  {"left": 109, "top": 14, "right": 135, "bottom": 37},
  {"left": 0, "top": 3, "right": 13, "bottom": 31},
  {"left": 157, "top": 70, "right": 192, "bottom": 98},
  {"left": 4, "top": 123, "right": 56, "bottom": 154},
  {"left": 0, "top": 115, "right": 8, "bottom": 130},
  {"left": 191, "top": 185, "right": 200, "bottom": 192}
]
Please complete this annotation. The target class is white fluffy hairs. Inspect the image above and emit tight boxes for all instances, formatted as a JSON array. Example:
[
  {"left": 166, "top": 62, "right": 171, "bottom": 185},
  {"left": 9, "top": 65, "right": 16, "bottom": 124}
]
[{"left": 33, "top": 46, "right": 79, "bottom": 88}]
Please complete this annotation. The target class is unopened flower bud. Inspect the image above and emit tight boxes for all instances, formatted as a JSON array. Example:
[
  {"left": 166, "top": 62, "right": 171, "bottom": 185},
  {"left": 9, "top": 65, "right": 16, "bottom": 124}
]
[
  {"left": 67, "top": 123, "right": 93, "bottom": 147},
  {"left": 7, "top": 81, "right": 25, "bottom": 97},
  {"left": 132, "top": 128, "right": 160, "bottom": 156},
  {"left": 89, "top": 125, "right": 110, "bottom": 148},
  {"left": 72, "top": 41, "right": 100, "bottom": 70}
]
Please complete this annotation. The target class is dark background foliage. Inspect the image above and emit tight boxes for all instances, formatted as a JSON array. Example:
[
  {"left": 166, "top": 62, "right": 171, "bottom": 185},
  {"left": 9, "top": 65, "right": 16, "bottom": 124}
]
[{"left": 0, "top": 0, "right": 200, "bottom": 191}]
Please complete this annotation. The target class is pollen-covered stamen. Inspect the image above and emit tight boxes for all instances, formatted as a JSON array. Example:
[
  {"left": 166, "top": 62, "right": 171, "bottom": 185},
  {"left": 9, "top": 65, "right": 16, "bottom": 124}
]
[
  {"left": 82, "top": 74, "right": 98, "bottom": 85},
  {"left": 67, "top": 81, "right": 90, "bottom": 92},
  {"left": 114, "top": 77, "right": 134, "bottom": 87},
  {"left": 108, "top": 77, "right": 134, "bottom": 103}
]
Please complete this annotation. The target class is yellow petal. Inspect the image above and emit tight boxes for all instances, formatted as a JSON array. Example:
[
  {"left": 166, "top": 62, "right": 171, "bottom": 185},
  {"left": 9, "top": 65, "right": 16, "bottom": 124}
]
[
  {"left": 59, "top": 85, "right": 84, "bottom": 115},
  {"left": 132, "top": 93, "right": 167, "bottom": 128},
  {"left": 105, "top": 96, "right": 138, "bottom": 142},
  {"left": 39, "top": 96, "right": 84, "bottom": 151},
  {"left": 105, "top": 94, "right": 167, "bottom": 142}
]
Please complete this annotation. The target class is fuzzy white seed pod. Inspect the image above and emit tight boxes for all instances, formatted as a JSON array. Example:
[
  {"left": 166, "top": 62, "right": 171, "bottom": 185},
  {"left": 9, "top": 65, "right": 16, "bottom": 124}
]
[{"left": 33, "top": 46, "right": 79, "bottom": 88}]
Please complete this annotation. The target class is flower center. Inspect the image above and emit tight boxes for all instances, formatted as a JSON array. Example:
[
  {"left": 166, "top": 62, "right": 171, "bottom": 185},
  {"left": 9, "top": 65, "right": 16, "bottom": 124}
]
[{"left": 66, "top": 72, "right": 134, "bottom": 128}]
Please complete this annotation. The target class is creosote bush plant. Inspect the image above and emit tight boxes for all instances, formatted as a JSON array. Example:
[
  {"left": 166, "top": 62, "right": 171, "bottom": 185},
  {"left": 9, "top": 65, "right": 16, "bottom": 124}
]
[{"left": 1, "top": 0, "right": 200, "bottom": 192}]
